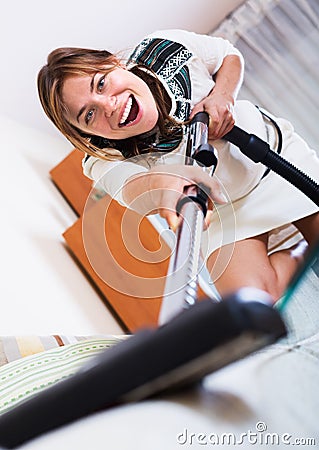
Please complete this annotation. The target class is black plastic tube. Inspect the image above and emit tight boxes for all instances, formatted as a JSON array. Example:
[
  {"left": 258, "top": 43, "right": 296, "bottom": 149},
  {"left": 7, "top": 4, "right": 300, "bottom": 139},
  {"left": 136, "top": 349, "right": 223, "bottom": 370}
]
[{"left": 224, "top": 126, "right": 319, "bottom": 207}]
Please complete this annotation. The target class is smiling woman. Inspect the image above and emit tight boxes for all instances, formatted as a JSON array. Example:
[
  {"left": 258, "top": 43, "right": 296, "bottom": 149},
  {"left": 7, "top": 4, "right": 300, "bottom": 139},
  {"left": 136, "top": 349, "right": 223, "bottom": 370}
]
[
  {"left": 38, "top": 47, "right": 180, "bottom": 160},
  {"left": 61, "top": 67, "right": 159, "bottom": 140},
  {"left": 37, "top": 29, "right": 319, "bottom": 303}
]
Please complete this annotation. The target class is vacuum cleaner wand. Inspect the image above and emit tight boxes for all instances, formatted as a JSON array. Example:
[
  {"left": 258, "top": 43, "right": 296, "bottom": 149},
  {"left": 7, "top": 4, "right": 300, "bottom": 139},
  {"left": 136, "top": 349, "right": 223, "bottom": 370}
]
[{"left": 158, "top": 112, "right": 218, "bottom": 325}]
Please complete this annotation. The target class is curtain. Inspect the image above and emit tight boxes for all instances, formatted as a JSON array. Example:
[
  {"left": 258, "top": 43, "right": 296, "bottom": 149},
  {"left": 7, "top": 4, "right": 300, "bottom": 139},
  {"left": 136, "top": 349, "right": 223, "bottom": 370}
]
[{"left": 210, "top": 0, "right": 319, "bottom": 152}]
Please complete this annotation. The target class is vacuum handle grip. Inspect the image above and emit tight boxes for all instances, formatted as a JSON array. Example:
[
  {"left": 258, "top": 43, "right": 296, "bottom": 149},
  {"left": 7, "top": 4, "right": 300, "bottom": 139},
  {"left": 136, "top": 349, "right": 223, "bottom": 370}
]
[
  {"left": 190, "top": 111, "right": 210, "bottom": 126},
  {"left": 188, "top": 112, "right": 218, "bottom": 169}
]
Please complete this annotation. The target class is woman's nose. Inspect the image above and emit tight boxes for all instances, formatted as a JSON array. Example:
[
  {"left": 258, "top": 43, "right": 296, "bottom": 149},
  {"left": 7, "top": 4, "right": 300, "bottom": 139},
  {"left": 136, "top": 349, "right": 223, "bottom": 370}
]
[{"left": 101, "top": 95, "right": 117, "bottom": 117}]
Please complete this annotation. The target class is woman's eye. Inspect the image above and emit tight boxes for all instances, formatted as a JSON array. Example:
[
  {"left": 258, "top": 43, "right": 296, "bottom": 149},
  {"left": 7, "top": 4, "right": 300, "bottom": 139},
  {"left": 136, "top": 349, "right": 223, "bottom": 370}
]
[
  {"left": 85, "top": 109, "right": 94, "bottom": 124},
  {"left": 97, "top": 76, "right": 105, "bottom": 92}
]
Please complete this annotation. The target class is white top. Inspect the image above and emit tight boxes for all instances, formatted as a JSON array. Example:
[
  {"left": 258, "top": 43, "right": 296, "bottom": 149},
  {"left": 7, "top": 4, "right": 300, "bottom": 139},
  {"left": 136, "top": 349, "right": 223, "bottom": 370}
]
[
  {"left": 83, "top": 29, "right": 319, "bottom": 257},
  {"left": 83, "top": 29, "right": 266, "bottom": 203}
]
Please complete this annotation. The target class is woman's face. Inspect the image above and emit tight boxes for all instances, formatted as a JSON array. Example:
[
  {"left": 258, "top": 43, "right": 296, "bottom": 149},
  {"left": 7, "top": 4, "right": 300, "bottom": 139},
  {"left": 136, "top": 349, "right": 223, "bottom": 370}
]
[{"left": 62, "top": 66, "right": 159, "bottom": 140}]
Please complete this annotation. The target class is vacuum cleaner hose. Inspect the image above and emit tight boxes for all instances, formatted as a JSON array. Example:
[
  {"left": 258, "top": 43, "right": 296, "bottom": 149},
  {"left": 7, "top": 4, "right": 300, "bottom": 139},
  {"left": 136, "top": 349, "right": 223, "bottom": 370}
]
[{"left": 224, "top": 126, "right": 319, "bottom": 207}]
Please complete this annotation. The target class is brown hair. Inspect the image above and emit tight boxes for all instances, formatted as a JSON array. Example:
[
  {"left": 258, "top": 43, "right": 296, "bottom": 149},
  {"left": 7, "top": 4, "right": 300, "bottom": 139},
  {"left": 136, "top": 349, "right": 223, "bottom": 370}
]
[{"left": 37, "top": 47, "right": 182, "bottom": 160}]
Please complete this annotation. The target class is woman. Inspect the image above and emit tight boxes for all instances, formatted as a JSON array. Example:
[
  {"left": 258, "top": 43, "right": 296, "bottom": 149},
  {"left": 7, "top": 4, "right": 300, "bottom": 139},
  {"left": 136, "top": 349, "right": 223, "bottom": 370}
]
[{"left": 38, "top": 29, "right": 319, "bottom": 302}]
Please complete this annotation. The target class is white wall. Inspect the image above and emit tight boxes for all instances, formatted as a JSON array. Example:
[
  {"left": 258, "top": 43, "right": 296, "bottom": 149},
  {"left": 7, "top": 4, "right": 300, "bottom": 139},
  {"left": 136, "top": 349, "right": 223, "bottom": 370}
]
[
  {"left": 1, "top": 0, "right": 243, "bottom": 139},
  {"left": 0, "top": 0, "right": 243, "bottom": 335}
]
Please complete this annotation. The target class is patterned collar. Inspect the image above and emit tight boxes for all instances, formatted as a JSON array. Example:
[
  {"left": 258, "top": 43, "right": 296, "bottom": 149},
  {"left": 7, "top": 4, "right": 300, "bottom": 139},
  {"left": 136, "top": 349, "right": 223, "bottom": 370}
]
[{"left": 128, "top": 37, "right": 193, "bottom": 123}]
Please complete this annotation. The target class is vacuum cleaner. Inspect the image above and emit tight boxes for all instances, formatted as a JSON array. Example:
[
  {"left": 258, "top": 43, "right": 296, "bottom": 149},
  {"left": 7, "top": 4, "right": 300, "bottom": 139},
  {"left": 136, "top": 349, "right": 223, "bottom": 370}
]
[{"left": 0, "top": 112, "right": 317, "bottom": 449}]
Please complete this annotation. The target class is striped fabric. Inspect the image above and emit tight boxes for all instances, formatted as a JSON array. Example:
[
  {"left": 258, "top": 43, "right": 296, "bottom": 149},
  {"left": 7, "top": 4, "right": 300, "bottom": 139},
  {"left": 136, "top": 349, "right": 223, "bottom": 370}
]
[
  {"left": 128, "top": 37, "right": 192, "bottom": 123},
  {"left": 0, "top": 335, "right": 107, "bottom": 366},
  {"left": 0, "top": 335, "right": 127, "bottom": 414}
]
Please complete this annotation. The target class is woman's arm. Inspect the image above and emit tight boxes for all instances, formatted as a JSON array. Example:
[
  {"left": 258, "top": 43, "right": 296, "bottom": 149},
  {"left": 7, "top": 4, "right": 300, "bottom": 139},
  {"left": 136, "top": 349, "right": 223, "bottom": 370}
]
[
  {"left": 148, "top": 30, "right": 244, "bottom": 140},
  {"left": 122, "top": 164, "right": 227, "bottom": 230},
  {"left": 190, "top": 54, "right": 244, "bottom": 139}
]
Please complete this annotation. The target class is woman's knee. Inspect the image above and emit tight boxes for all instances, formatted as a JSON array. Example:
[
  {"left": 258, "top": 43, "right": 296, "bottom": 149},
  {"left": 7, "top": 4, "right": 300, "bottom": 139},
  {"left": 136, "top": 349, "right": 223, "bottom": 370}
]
[
  {"left": 214, "top": 266, "right": 283, "bottom": 301},
  {"left": 207, "top": 237, "right": 298, "bottom": 302}
]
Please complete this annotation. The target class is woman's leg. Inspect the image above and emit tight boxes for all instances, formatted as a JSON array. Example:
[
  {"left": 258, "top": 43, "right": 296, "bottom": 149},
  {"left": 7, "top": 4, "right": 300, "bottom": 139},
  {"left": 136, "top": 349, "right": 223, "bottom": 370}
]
[
  {"left": 207, "top": 232, "right": 305, "bottom": 302},
  {"left": 207, "top": 212, "right": 319, "bottom": 302},
  {"left": 293, "top": 212, "right": 319, "bottom": 245},
  {"left": 267, "top": 213, "right": 319, "bottom": 291}
]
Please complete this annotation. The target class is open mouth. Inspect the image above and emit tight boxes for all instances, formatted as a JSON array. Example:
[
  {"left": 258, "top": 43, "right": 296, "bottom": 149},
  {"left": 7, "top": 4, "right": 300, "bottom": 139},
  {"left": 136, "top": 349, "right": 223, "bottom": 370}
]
[{"left": 119, "top": 95, "right": 139, "bottom": 127}]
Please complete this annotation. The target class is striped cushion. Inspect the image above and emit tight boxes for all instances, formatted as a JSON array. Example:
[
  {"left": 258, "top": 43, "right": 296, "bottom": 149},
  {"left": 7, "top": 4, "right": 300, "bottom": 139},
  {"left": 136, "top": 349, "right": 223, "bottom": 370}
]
[
  {"left": 0, "top": 335, "right": 127, "bottom": 415},
  {"left": 0, "top": 335, "right": 112, "bottom": 366}
]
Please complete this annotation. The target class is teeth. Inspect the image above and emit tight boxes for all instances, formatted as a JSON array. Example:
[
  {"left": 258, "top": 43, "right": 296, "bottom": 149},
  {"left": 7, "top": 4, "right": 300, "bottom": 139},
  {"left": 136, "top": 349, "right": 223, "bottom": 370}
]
[{"left": 119, "top": 96, "right": 133, "bottom": 125}]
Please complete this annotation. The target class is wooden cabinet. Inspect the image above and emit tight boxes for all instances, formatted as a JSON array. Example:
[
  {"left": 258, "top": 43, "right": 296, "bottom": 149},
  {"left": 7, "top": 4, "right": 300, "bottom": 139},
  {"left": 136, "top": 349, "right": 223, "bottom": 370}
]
[
  {"left": 50, "top": 149, "right": 93, "bottom": 216},
  {"left": 50, "top": 150, "right": 207, "bottom": 332}
]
